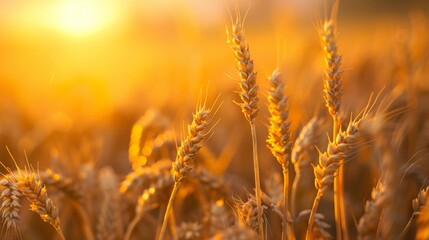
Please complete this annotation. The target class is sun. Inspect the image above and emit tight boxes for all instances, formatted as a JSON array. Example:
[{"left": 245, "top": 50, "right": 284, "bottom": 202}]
[{"left": 53, "top": 0, "right": 117, "bottom": 36}]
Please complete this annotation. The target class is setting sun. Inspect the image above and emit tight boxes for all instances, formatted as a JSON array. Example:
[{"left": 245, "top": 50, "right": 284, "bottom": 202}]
[{"left": 53, "top": 0, "right": 118, "bottom": 36}]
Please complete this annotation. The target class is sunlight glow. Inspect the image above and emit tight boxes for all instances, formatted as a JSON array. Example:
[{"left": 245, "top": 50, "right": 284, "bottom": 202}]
[{"left": 53, "top": 0, "right": 118, "bottom": 36}]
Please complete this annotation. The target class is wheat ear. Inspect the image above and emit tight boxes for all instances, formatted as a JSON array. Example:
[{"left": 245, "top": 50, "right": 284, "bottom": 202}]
[
  {"left": 306, "top": 114, "right": 365, "bottom": 240},
  {"left": 0, "top": 177, "right": 22, "bottom": 236},
  {"left": 159, "top": 101, "right": 212, "bottom": 240},
  {"left": 357, "top": 181, "right": 385, "bottom": 240},
  {"left": 12, "top": 167, "right": 65, "bottom": 240},
  {"left": 291, "top": 117, "right": 321, "bottom": 217},
  {"left": 227, "top": 7, "right": 263, "bottom": 239},
  {"left": 97, "top": 167, "right": 123, "bottom": 240},
  {"left": 266, "top": 69, "right": 294, "bottom": 240}
]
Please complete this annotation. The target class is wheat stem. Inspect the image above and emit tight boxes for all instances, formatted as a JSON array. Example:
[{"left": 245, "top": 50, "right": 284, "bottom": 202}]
[
  {"left": 250, "top": 123, "right": 264, "bottom": 239},
  {"left": 155, "top": 203, "right": 167, "bottom": 239},
  {"left": 159, "top": 182, "right": 180, "bottom": 240},
  {"left": 71, "top": 201, "right": 95, "bottom": 240},
  {"left": 333, "top": 117, "right": 345, "bottom": 240},
  {"left": 398, "top": 212, "right": 418, "bottom": 240},
  {"left": 124, "top": 214, "right": 141, "bottom": 240},
  {"left": 57, "top": 228, "right": 66, "bottom": 240},
  {"left": 306, "top": 190, "right": 322, "bottom": 240},
  {"left": 291, "top": 170, "right": 300, "bottom": 218}
]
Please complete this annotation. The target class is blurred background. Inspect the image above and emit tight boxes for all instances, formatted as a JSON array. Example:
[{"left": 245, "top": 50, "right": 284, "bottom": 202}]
[{"left": 1, "top": 0, "right": 428, "bottom": 175}]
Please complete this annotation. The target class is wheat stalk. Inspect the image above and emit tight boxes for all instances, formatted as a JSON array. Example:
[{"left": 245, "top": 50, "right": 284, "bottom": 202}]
[{"left": 227, "top": 7, "right": 264, "bottom": 239}]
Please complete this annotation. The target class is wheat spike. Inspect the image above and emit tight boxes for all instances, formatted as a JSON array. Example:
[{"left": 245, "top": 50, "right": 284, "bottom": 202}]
[
  {"left": 267, "top": 69, "right": 292, "bottom": 167},
  {"left": 39, "top": 168, "right": 82, "bottom": 201},
  {"left": 172, "top": 104, "right": 212, "bottom": 184},
  {"left": 228, "top": 9, "right": 259, "bottom": 123},
  {"left": 321, "top": 20, "right": 343, "bottom": 117},
  {"left": 11, "top": 167, "right": 64, "bottom": 239},
  {"left": 0, "top": 178, "right": 22, "bottom": 235}
]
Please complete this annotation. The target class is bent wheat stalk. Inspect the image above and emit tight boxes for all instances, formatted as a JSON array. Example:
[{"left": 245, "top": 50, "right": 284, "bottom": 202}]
[
  {"left": 227, "top": 7, "right": 263, "bottom": 239},
  {"left": 158, "top": 100, "right": 212, "bottom": 240}
]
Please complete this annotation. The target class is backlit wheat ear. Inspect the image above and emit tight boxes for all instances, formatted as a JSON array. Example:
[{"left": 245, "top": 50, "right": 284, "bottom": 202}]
[
  {"left": 172, "top": 105, "right": 212, "bottom": 184},
  {"left": 321, "top": 19, "right": 342, "bottom": 118},
  {"left": 228, "top": 9, "right": 259, "bottom": 123},
  {"left": 267, "top": 69, "right": 292, "bottom": 167},
  {"left": 12, "top": 167, "right": 65, "bottom": 240},
  {"left": 266, "top": 69, "right": 293, "bottom": 240},
  {"left": 0, "top": 177, "right": 22, "bottom": 236},
  {"left": 314, "top": 116, "right": 364, "bottom": 195},
  {"left": 159, "top": 100, "right": 213, "bottom": 240}
]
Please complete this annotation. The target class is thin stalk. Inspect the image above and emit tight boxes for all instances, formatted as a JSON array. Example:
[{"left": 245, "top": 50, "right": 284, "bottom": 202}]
[
  {"left": 57, "top": 229, "right": 66, "bottom": 240},
  {"left": 155, "top": 203, "right": 167, "bottom": 239},
  {"left": 306, "top": 190, "right": 323, "bottom": 240},
  {"left": 250, "top": 123, "right": 264, "bottom": 240},
  {"left": 333, "top": 117, "right": 346, "bottom": 240},
  {"left": 282, "top": 166, "right": 295, "bottom": 240},
  {"left": 159, "top": 182, "right": 180, "bottom": 240},
  {"left": 72, "top": 201, "right": 95, "bottom": 240},
  {"left": 291, "top": 169, "right": 301, "bottom": 218},
  {"left": 398, "top": 212, "right": 418, "bottom": 240},
  {"left": 124, "top": 214, "right": 141, "bottom": 240},
  {"left": 282, "top": 166, "right": 288, "bottom": 240}
]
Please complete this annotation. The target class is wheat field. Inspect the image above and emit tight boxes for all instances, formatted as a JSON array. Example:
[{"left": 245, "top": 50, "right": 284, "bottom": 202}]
[{"left": 1, "top": 0, "right": 429, "bottom": 239}]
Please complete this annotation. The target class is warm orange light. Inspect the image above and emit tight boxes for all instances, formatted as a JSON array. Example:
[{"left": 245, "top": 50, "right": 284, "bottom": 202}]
[{"left": 52, "top": 0, "right": 118, "bottom": 36}]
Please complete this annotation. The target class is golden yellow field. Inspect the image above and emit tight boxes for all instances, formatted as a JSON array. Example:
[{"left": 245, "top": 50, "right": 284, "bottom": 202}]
[{"left": 1, "top": 0, "right": 429, "bottom": 239}]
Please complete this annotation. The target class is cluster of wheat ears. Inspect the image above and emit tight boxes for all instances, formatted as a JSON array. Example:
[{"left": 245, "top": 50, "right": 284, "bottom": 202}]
[{"left": 1, "top": 2, "right": 429, "bottom": 240}]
